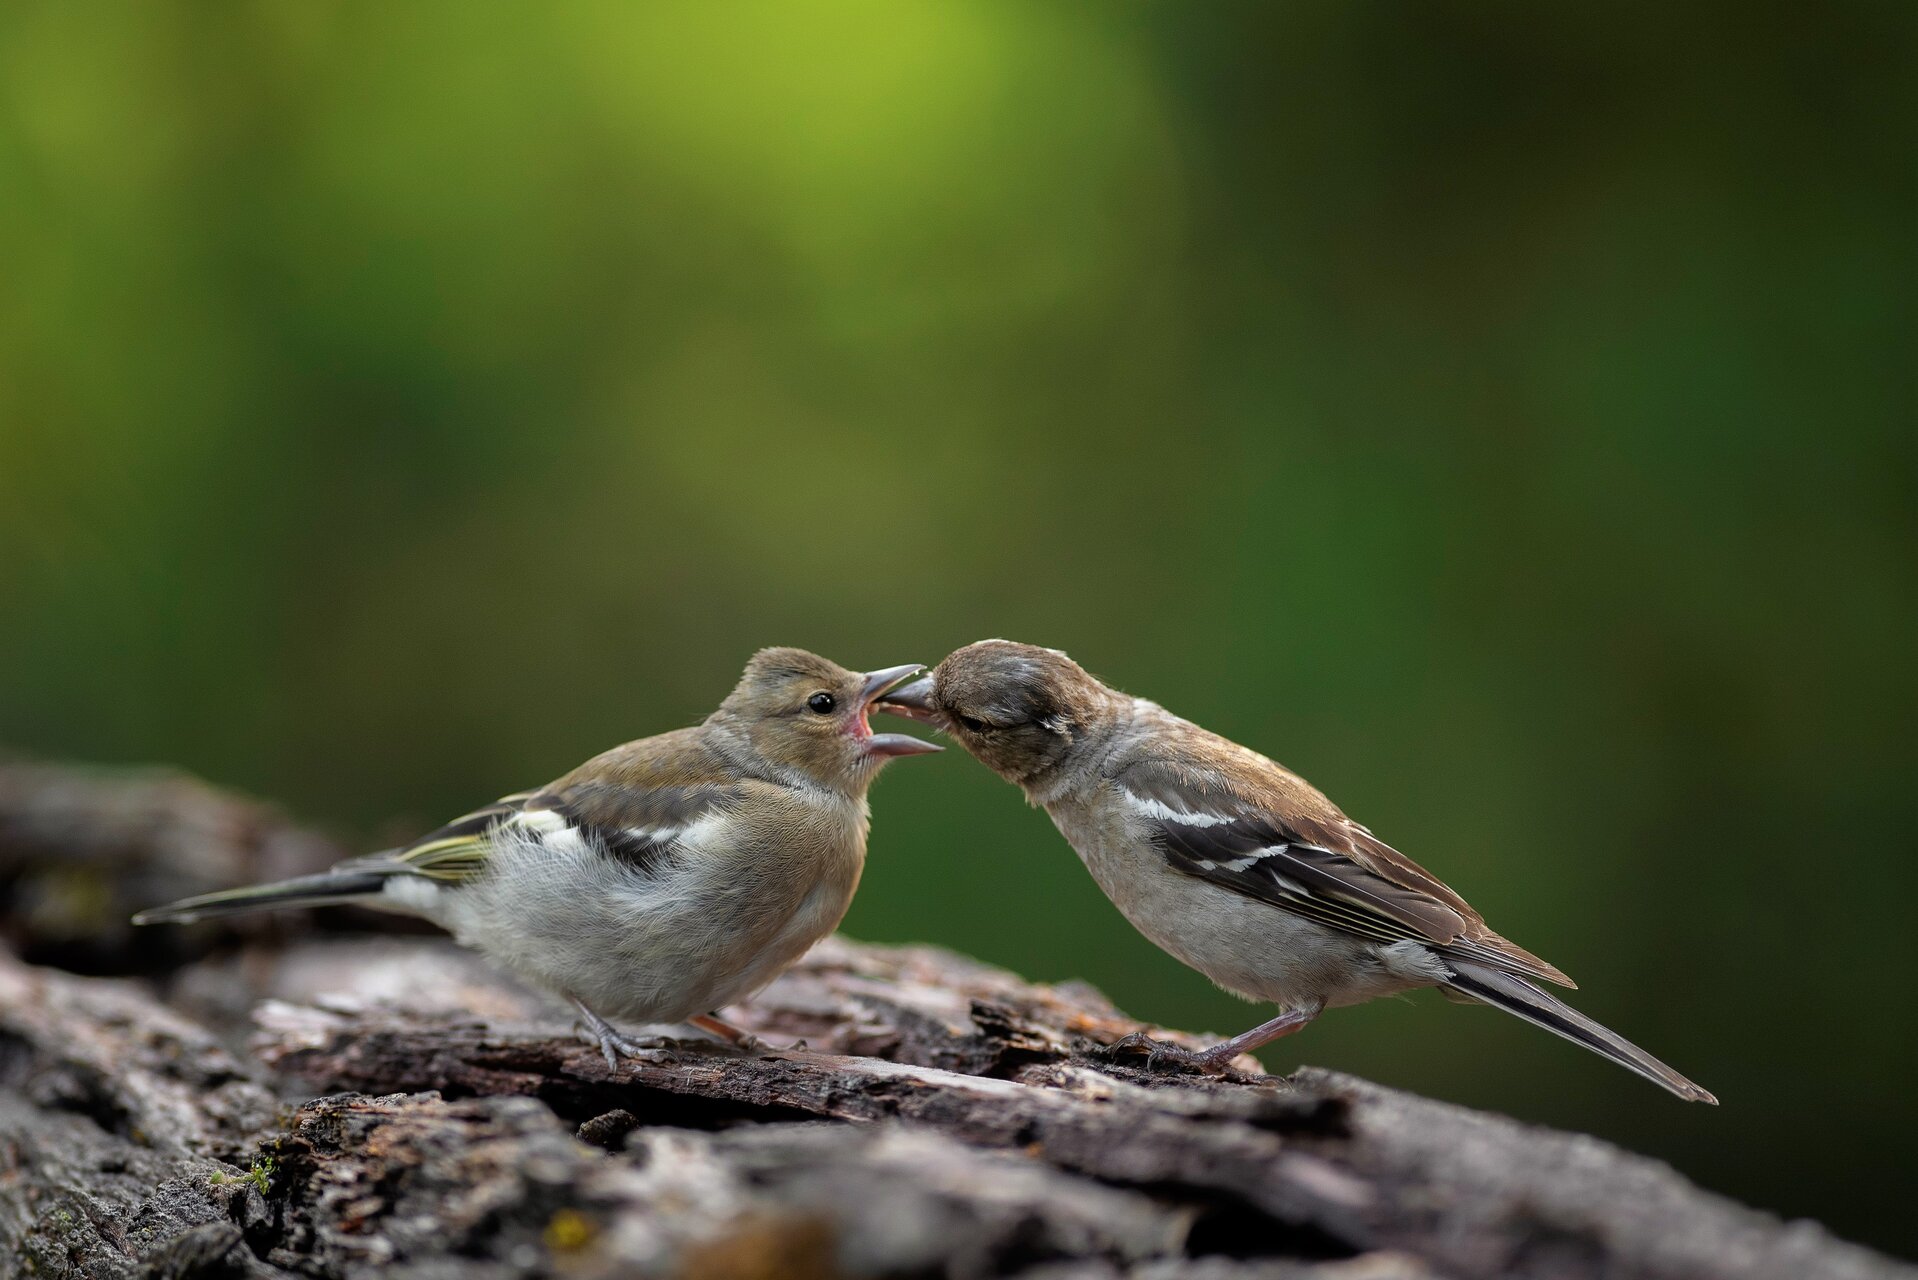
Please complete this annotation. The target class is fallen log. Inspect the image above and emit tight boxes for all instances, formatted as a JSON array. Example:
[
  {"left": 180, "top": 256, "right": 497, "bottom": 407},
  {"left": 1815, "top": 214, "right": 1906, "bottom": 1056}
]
[{"left": 0, "top": 761, "right": 1907, "bottom": 1279}]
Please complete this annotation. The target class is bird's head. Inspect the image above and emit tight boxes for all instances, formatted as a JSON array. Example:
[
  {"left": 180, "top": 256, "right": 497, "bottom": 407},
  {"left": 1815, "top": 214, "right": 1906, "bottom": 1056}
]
[
  {"left": 875, "top": 640, "right": 1116, "bottom": 788},
  {"left": 718, "top": 648, "right": 940, "bottom": 792}
]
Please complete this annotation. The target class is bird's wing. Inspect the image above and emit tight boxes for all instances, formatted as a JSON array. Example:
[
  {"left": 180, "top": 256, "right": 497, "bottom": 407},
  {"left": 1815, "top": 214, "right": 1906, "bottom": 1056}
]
[
  {"left": 515, "top": 778, "right": 745, "bottom": 873},
  {"left": 1114, "top": 758, "right": 1574, "bottom": 988},
  {"left": 367, "top": 734, "right": 748, "bottom": 883},
  {"left": 370, "top": 791, "right": 541, "bottom": 882}
]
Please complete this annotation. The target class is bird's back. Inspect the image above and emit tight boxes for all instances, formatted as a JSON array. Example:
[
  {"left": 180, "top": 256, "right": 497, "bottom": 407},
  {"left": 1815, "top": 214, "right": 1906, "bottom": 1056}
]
[{"left": 1109, "top": 700, "right": 1574, "bottom": 989}]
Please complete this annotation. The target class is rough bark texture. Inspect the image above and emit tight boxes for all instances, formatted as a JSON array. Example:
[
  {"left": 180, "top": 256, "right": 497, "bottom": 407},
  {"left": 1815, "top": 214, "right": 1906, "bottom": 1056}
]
[{"left": 0, "top": 760, "right": 1907, "bottom": 1280}]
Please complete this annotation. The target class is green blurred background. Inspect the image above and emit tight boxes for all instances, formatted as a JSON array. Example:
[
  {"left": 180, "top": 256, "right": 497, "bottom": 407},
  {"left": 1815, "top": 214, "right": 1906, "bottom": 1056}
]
[{"left": 2, "top": 0, "right": 1912, "bottom": 1256}]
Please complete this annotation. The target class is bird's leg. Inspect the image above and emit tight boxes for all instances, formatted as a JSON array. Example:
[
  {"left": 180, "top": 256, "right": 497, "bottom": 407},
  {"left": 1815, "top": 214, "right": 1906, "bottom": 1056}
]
[
  {"left": 687, "top": 1012, "right": 806, "bottom": 1054},
  {"left": 572, "top": 1000, "right": 676, "bottom": 1071},
  {"left": 1105, "top": 1000, "right": 1325, "bottom": 1076},
  {"left": 686, "top": 1012, "right": 764, "bottom": 1052},
  {"left": 1189, "top": 1000, "right": 1325, "bottom": 1072}
]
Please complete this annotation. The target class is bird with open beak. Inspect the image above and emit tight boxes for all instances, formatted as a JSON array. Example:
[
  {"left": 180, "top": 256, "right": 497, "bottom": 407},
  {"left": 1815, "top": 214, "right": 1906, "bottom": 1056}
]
[
  {"left": 877, "top": 640, "right": 1714, "bottom": 1102},
  {"left": 135, "top": 648, "right": 940, "bottom": 1067}
]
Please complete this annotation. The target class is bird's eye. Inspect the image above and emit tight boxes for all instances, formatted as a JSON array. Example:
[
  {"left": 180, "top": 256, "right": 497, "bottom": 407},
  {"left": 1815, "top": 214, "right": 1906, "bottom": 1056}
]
[
  {"left": 806, "top": 692, "right": 836, "bottom": 715},
  {"left": 957, "top": 714, "right": 991, "bottom": 733}
]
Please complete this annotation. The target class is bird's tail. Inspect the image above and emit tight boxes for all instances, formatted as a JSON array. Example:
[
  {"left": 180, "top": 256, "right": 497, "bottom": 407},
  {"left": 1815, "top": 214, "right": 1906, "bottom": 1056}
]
[
  {"left": 1442, "top": 959, "right": 1718, "bottom": 1104},
  {"left": 131, "top": 869, "right": 392, "bottom": 925}
]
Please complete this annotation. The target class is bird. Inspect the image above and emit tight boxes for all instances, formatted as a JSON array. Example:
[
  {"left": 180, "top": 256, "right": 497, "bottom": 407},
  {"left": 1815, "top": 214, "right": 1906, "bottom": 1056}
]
[
  {"left": 135, "top": 648, "right": 940, "bottom": 1068},
  {"left": 875, "top": 639, "right": 1716, "bottom": 1102}
]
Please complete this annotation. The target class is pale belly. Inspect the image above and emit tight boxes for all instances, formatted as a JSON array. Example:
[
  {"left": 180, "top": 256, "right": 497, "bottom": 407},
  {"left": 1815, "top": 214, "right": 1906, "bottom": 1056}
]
[
  {"left": 1045, "top": 798, "right": 1439, "bottom": 1011},
  {"left": 411, "top": 826, "right": 863, "bottom": 1026}
]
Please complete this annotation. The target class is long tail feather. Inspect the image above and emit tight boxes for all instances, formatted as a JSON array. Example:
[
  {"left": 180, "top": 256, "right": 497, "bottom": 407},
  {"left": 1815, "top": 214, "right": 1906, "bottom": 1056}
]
[
  {"left": 131, "top": 870, "right": 391, "bottom": 924},
  {"left": 1443, "top": 959, "right": 1718, "bottom": 1104}
]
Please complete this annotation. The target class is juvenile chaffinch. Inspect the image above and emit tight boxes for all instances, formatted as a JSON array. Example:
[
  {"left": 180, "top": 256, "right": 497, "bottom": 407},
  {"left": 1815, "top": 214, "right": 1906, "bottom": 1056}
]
[
  {"left": 136, "top": 648, "right": 939, "bottom": 1067},
  {"left": 878, "top": 640, "right": 1715, "bottom": 1102}
]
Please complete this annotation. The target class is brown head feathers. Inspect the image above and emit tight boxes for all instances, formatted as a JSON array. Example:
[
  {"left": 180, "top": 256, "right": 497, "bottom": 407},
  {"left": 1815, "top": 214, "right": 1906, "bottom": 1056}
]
[
  {"left": 889, "top": 640, "right": 1119, "bottom": 788},
  {"left": 713, "top": 648, "right": 937, "bottom": 790}
]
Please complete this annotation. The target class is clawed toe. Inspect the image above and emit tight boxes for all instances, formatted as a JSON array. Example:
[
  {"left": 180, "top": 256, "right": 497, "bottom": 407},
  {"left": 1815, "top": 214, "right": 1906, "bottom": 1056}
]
[
  {"left": 1101, "top": 1031, "right": 1159, "bottom": 1060},
  {"left": 705, "top": 1029, "right": 809, "bottom": 1056},
  {"left": 572, "top": 1001, "right": 678, "bottom": 1073},
  {"left": 613, "top": 1038, "right": 677, "bottom": 1067},
  {"left": 1100, "top": 1032, "right": 1230, "bottom": 1075},
  {"left": 585, "top": 1029, "right": 676, "bottom": 1072},
  {"left": 1101, "top": 1030, "right": 1175, "bottom": 1064}
]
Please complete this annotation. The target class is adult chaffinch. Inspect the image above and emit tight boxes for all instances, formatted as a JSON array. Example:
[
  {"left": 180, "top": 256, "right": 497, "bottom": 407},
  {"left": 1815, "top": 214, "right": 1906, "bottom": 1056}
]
[
  {"left": 136, "top": 648, "right": 939, "bottom": 1067},
  {"left": 878, "top": 639, "right": 1715, "bottom": 1102}
]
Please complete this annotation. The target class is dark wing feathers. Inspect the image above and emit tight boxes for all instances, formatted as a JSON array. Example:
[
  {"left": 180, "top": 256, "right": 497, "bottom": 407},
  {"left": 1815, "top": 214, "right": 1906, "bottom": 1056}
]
[
  {"left": 524, "top": 781, "right": 741, "bottom": 871},
  {"left": 414, "top": 792, "right": 536, "bottom": 842},
  {"left": 347, "top": 793, "right": 540, "bottom": 882},
  {"left": 369, "top": 781, "right": 743, "bottom": 882},
  {"left": 1150, "top": 804, "right": 1469, "bottom": 944},
  {"left": 1117, "top": 760, "right": 1574, "bottom": 989}
]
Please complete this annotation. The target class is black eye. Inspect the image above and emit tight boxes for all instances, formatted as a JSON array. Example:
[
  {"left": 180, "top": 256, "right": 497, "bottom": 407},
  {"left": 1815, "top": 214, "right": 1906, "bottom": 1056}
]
[
  {"left": 957, "top": 714, "right": 990, "bottom": 733},
  {"left": 807, "top": 692, "right": 836, "bottom": 715}
]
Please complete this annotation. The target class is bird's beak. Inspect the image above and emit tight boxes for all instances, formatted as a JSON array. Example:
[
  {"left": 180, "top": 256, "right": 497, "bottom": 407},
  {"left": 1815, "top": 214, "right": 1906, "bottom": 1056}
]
[
  {"left": 873, "top": 675, "right": 943, "bottom": 727},
  {"left": 859, "top": 666, "right": 943, "bottom": 757}
]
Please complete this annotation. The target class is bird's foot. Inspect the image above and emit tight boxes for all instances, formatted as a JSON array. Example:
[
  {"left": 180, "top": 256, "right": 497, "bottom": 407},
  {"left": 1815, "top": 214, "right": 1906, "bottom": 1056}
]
[
  {"left": 571, "top": 1003, "right": 678, "bottom": 1072},
  {"left": 1099, "top": 1031, "right": 1232, "bottom": 1075},
  {"left": 574, "top": 1020, "right": 677, "bottom": 1072},
  {"left": 722, "top": 1034, "right": 810, "bottom": 1054},
  {"left": 688, "top": 1013, "right": 804, "bottom": 1055}
]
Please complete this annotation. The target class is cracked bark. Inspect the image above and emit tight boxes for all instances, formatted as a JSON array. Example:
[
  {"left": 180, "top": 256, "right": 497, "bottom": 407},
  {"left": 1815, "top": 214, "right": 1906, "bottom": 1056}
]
[{"left": 0, "top": 760, "right": 1906, "bottom": 1280}]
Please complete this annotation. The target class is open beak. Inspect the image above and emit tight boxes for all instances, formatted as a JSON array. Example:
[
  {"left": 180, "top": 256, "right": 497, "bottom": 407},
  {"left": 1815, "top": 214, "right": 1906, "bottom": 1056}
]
[
  {"left": 859, "top": 666, "right": 942, "bottom": 758},
  {"left": 873, "top": 675, "right": 943, "bottom": 727}
]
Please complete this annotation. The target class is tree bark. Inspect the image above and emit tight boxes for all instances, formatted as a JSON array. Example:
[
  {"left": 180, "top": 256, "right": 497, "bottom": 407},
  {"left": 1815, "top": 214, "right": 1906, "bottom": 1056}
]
[{"left": 0, "top": 761, "right": 1906, "bottom": 1280}]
